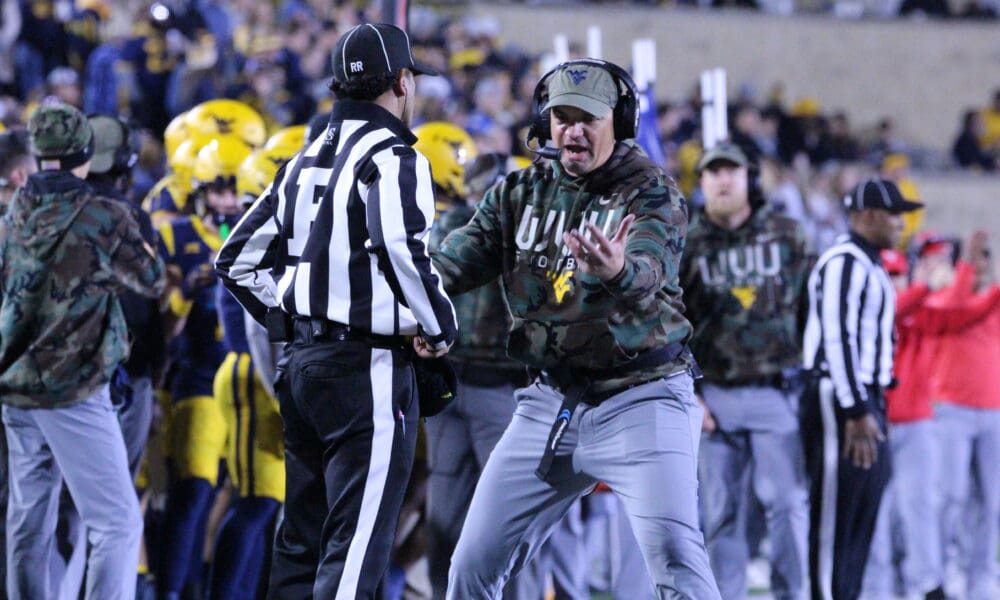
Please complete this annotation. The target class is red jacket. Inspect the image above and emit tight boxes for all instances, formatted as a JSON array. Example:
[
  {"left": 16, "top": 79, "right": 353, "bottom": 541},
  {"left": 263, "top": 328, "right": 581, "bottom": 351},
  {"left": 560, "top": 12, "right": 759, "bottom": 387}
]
[
  {"left": 886, "top": 283, "right": 934, "bottom": 423},
  {"left": 930, "top": 263, "right": 1000, "bottom": 410}
]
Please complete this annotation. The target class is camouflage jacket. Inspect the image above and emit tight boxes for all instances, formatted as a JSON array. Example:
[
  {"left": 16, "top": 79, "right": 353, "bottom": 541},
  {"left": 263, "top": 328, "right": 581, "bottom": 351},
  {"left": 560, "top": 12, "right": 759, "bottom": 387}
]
[
  {"left": 430, "top": 204, "right": 519, "bottom": 371},
  {"left": 432, "top": 141, "right": 693, "bottom": 394},
  {"left": 0, "top": 170, "right": 166, "bottom": 409},
  {"left": 680, "top": 206, "right": 814, "bottom": 384}
]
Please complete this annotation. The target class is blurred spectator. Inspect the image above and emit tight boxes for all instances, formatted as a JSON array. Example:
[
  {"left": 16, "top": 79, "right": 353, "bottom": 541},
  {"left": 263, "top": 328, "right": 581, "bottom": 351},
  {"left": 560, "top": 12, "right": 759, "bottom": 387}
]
[
  {"left": 0, "top": 127, "right": 34, "bottom": 214},
  {"left": 0, "top": 0, "right": 20, "bottom": 96},
  {"left": 64, "top": 0, "right": 106, "bottom": 72},
  {"left": 880, "top": 153, "right": 923, "bottom": 249},
  {"left": 952, "top": 109, "right": 997, "bottom": 170},
  {"left": 801, "top": 162, "right": 848, "bottom": 254},
  {"left": 44, "top": 66, "right": 82, "bottom": 108},
  {"left": 865, "top": 117, "right": 910, "bottom": 167},
  {"left": 730, "top": 102, "right": 767, "bottom": 163},
  {"left": 15, "top": 0, "right": 71, "bottom": 99},
  {"left": 957, "top": 0, "right": 998, "bottom": 18},
  {"left": 760, "top": 155, "right": 807, "bottom": 222},
  {"left": 899, "top": 0, "right": 951, "bottom": 17},
  {"left": 815, "top": 111, "right": 860, "bottom": 164},
  {"left": 978, "top": 88, "right": 1000, "bottom": 153},
  {"left": 777, "top": 96, "right": 824, "bottom": 166}
]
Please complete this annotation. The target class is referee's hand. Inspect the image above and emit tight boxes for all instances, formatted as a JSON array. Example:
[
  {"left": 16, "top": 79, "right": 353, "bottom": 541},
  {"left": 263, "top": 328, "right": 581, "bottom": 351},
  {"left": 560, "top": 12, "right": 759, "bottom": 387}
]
[
  {"left": 843, "top": 414, "right": 885, "bottom": 470},
  {"left": 413, "top": 336, "right": 452, "bottom": 359}
]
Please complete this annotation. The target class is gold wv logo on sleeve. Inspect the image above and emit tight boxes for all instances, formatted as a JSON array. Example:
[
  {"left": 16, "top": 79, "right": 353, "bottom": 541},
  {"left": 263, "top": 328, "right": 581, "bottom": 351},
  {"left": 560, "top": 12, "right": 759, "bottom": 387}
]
[{"left": 730, "top": 286, "right": 757, "bottom": 310}]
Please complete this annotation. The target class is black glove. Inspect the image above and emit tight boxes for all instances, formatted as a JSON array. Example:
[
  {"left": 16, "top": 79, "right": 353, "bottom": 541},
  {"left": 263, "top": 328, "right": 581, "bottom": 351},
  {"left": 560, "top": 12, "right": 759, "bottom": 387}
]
[{"left": 412, "top": 355, "right": 457, "bottom": 418}]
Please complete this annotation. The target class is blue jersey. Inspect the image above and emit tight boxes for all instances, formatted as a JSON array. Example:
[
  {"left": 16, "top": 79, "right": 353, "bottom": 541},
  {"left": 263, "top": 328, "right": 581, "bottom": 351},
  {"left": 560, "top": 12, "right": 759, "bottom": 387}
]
[
  {"left": 158, "top": 215, "right": 226, "bottom": 400},
  {"left": 216, "top": 282, "right": 250, "bottom": 354}
]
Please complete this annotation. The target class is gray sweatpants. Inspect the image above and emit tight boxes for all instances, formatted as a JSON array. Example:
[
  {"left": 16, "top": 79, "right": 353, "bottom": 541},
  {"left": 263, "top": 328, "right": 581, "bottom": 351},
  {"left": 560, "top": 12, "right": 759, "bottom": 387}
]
[
  {"left": 53, "top": 375, "right": 154, "bottom": 599},
  {"left": 936, "top": 402, "right": 1000, "bottom": 600},
  {"left": 863, "top": 418, "right": 943, "bottom": 598},
  {"left": 3, "top": 386, "right": 143, "bottom": 600},
  {"left": 447, "top": 373, "right": 720, "bottom": 600},
  {"left": 427, "top": 380, "right": 587, "bottom": 600},
  {"left": 698, "top": 383, "right": 808, "bottom": 600}
]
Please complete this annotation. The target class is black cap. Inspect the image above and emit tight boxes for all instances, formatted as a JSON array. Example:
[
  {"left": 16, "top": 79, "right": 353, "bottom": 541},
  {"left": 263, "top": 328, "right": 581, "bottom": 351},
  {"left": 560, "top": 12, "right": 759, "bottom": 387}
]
[
  {"left": 843, "top": 178, "right": 923, "bottom": 214},
  {"left": 331, "top": 23, "right": 438, "bottom": 85}
]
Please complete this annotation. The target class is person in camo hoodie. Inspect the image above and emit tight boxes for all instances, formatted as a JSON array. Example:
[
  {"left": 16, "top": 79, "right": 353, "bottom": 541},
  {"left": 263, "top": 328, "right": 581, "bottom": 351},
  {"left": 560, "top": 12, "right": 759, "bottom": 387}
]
[
  {"left": 680, "top": 142, "right": 814, "bottom": 600},
  {"left": 432, "top": 59, "right": 721, "bottom": 600},
  {"left": 0, "top": 102, "right": 165, "bottom": 600}
]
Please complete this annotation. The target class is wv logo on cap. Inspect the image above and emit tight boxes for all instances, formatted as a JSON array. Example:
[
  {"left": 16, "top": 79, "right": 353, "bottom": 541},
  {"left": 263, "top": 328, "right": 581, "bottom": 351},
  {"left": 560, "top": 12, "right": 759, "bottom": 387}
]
[{"left": 567, "top": 69, "right": 588, "bottom": 85}]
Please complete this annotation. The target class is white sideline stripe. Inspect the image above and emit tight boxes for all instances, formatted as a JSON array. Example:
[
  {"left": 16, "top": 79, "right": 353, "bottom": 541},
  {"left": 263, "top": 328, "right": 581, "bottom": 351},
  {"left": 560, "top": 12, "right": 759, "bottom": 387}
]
[
  {"left": 818, "top": 377, "right": 838, "bottom": 600},
  {"left": 336, "top": 348, "right": 396, "bottom": 599}
]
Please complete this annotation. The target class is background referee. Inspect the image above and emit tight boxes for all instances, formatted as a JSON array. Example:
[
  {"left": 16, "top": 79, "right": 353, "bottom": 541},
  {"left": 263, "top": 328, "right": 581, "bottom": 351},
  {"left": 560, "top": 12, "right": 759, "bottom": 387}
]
[
  {"left": 800, "top": 178, "right": 922, "bottom": 600},
  {"left": 215, "top": 23, "right": 457, "bottom": 600}
]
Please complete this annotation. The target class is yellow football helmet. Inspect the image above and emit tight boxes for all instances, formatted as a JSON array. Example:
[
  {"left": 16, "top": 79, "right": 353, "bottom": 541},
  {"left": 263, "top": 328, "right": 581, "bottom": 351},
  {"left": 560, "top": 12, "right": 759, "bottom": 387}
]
[
  {"left": 186, "top": 99, "right": 267, "bottom": 148},
  {"left": 413, "top": 122, "right": 477, "bottom": 200},
  {"left": 193, "top": 137, "right": 253, "bottom": 189},
  {"left": 163, "top": 111, "right": 189, "bottom": 159},
  {"left": 236, "top": 147, "right": 295, "bottom": 206},
  {"left": 264, "top": 125, "right": 307, "bottom": 154},
  {"left": 169, "top": 138, "right": 203, "bottom": 189}
]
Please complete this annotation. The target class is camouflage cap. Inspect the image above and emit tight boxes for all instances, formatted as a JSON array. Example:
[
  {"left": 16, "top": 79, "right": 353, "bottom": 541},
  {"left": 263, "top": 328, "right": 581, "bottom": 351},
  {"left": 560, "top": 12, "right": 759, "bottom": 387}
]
[
  {"left": 543, "top": 64, "right": 618, "bottom": 118},
  {"left": 28, "top": 102, "right": 94, "bottom": 170}
]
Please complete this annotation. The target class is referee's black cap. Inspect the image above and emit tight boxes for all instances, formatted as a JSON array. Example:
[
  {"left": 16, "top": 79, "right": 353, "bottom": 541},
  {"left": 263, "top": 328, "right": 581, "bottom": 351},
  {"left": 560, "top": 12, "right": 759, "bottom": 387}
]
[
  {"left": 332, "top": 23, "right": 438, "bottom": 85},
  {"left": 844, "top": 177, "right": 923, "bottom": 214}
]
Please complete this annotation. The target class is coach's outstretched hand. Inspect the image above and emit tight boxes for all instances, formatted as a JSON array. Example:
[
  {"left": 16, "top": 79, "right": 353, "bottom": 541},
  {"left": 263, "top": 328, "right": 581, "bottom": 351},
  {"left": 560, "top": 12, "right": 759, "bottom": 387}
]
[{"left": 565, "top": 214, "right": 635, "bottom": 281}]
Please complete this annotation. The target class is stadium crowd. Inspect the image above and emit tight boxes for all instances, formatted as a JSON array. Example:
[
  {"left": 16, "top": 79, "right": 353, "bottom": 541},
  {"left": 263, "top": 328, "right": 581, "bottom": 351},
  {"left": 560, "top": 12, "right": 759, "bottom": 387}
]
[{"left": 0, "top": 1, "right": 996, "bottom": 599}]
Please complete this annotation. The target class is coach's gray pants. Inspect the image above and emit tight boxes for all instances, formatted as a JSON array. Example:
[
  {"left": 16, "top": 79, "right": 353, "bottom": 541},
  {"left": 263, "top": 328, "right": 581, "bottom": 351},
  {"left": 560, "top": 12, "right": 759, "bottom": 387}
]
[
  {"left": 936, "top": 402, "right": 1000, "bottom": 600},
  {"left": 863, "top": 418, "right": 943, "bottom": 598},
  {"left": 3, "top": 386, "right": 143, "bottom": 600},
  {"left": 447, "top": 373, "right": 720, "bottom": 600},
  {"left": 698, "top": 383, "right": 808, "bottom": 600}
]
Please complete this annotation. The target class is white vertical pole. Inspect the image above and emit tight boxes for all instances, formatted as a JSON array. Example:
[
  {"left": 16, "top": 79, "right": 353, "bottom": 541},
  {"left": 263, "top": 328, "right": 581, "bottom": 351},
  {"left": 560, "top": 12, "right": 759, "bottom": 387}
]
[
  {"left": 632, "top": 39, "right": 655, "bottom": 90},
  {"left": 587, "top": 26, "right": 602, "bottom": 60},
  {"left": 554, "top": 34, "right": 570, "bottom": 64},
  {"left": 713, "top": 67, "right": 728, "bottom": 143},
  {"left": 701, "top": 70, "right": 716, "bottom": 149}
]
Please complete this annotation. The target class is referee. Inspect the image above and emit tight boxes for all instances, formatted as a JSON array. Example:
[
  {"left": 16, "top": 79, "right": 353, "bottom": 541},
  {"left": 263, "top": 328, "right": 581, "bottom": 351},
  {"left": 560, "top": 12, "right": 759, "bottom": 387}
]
[
  {"left": 215, "top": 23, "right": 457, "bottom": 600},
  {"left": 800, "top": 177, "right": 921, "bottom": 600}
]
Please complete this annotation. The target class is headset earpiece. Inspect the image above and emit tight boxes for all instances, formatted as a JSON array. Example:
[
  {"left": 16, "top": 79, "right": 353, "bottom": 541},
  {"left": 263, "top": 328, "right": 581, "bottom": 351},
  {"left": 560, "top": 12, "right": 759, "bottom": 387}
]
[
  {"left": 110, "top": 119, "right": 140, "bottom": 176},
  {"left": 747, "top": 162, "right": 764, "bottom": 208}
]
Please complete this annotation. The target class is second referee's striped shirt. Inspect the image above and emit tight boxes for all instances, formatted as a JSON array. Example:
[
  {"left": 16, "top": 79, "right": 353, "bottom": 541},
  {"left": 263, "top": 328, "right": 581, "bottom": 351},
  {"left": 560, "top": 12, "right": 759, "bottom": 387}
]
[
  {"left": 215, "top": 100, "right": 457, "bottom": 349},
  {"left": 802, "top": 232, "right": 896, "bottom": 417}
]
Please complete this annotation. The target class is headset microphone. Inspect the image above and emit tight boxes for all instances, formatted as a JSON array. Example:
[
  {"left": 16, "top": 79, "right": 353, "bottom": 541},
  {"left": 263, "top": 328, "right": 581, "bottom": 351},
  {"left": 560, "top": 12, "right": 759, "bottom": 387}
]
[{"left": 524, "top": 134, "right": 561, "bottom": 161}]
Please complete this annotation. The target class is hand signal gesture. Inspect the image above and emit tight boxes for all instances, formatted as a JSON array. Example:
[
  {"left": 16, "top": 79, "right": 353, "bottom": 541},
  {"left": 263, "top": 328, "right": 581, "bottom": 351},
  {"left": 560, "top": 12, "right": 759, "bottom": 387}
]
[{"left": 564, "top": 214, "right": 636, "bottom": 282}]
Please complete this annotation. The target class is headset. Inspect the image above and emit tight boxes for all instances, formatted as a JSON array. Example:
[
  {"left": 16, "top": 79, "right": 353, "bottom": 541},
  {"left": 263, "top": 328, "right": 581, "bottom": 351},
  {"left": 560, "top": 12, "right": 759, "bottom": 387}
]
[
  {"left": 525, "top": 58, "right": 639, "bottom": 160},
  {"left": 747, "top": 162, "right": 763, "bottom": 209},
  {"left": 111, "top": 119, "right": 140, "bottom": 176}
]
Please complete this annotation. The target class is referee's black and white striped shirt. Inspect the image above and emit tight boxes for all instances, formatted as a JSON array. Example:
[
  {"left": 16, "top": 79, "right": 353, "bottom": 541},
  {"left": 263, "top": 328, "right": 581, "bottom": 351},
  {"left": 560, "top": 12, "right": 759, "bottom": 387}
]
[
  {"left": 215, "top": 100, "right": 457, "bottom": 350},
  {"left": 802, "top": 232, "right": 895, "bottom": 417}
]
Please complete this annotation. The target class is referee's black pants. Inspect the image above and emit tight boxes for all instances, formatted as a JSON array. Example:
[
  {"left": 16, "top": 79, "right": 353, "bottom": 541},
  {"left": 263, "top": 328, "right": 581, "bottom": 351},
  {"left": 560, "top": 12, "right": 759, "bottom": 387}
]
[
  {"left": 800, "top": 377, "right": 890, "bottom": 600},
  {"left": 267, "top": 334, "right": 418, "bottom": 600}
]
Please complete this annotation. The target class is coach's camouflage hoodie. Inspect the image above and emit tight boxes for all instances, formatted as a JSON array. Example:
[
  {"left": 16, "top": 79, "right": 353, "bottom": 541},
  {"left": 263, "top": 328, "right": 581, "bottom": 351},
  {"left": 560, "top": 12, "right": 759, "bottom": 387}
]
[
  {"left": 0, "top": 170, "right": 166, "bottom": 409},
  {"left": 433, "top": 141, "right": 692, "bottom": 394},
  {"left": 680, "top": 205, "right": 814, "bottom": 384}
]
